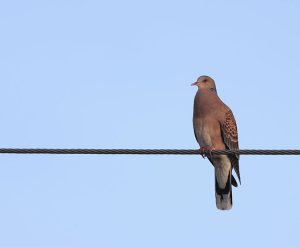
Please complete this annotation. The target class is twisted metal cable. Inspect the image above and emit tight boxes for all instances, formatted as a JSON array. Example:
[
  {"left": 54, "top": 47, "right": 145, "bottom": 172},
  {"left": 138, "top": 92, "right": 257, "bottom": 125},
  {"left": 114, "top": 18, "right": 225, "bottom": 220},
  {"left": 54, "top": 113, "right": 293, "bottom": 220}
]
[{"left": 0, "top": 148, "right": 299, "bottom": 155}]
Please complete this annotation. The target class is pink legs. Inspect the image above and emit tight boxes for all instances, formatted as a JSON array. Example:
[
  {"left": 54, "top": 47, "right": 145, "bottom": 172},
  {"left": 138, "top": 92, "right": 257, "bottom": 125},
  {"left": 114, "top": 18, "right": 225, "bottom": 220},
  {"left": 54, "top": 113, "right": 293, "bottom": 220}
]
[{"left": 199, "top": 146, "right": 215, "bottom": 158}]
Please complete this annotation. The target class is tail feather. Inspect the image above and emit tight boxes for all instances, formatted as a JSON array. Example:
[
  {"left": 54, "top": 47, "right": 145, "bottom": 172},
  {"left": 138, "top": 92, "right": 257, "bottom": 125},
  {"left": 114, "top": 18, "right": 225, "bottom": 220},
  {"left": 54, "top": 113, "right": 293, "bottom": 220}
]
[
  {"left": 231, "top": 174, "right": 238, "bottom": 187},
  {"left": 215, "top": 169, "right": 232, "bottom": 210}
]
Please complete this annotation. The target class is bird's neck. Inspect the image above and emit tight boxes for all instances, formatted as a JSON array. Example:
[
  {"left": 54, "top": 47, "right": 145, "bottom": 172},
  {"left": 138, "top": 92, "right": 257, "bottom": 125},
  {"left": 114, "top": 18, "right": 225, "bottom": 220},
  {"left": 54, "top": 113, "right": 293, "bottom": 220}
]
[
  {"left": 197, "top": 88, "right": 218, "bottom": 98},
  {"left": 193, "top": 88, "right": 221, "bottom": 115}
]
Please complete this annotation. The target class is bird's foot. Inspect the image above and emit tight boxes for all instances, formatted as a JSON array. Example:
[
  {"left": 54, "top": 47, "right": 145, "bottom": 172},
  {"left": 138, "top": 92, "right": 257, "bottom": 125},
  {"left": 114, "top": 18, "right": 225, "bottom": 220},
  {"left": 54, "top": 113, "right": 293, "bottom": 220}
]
[{"left": 199, "top": 146, "right": 215, "bottom": 158}]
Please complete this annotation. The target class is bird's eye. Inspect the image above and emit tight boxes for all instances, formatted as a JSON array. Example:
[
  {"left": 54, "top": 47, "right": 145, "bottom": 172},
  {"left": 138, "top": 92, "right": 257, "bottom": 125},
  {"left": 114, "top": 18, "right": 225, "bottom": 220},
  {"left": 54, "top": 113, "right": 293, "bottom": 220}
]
[{"left": 203, "top": 79, "right": 207, "bottom": 83}]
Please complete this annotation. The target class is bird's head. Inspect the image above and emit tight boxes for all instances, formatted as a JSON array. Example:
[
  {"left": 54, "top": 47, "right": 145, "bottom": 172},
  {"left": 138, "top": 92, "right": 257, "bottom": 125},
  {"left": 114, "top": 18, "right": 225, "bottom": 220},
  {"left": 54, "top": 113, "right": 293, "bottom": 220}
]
[{"left": 191, "top": 75, "right": 217, "bottom": 92}]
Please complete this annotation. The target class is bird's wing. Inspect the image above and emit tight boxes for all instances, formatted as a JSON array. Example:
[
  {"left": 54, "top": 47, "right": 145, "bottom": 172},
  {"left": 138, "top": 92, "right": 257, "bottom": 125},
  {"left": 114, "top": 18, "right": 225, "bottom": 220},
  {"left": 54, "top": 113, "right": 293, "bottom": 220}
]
[{"left": 220, "top": 109, "right": 241, "bottom": 183}]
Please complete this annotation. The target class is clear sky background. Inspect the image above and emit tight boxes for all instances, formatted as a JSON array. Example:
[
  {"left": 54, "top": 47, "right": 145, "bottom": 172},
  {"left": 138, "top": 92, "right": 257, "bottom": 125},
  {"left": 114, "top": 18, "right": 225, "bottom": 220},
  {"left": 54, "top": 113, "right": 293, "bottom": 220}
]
[{"left": 0, "top": 0, "right": 300, "bottom": 246}]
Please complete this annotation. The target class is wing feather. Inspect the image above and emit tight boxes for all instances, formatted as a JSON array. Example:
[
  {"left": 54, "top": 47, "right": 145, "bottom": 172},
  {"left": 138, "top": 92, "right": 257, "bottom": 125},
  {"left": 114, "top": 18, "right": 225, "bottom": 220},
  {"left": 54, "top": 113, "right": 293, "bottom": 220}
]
[{"left": 221, "top": 109, "right": 241, "bottom": 183}]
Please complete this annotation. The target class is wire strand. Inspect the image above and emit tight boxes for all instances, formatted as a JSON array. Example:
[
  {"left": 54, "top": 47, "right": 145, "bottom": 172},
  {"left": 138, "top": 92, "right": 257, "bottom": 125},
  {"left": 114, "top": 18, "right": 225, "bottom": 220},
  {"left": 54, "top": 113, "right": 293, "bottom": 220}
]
[{"left": 0, "top": 148, "right": 299, "bottom": 155}]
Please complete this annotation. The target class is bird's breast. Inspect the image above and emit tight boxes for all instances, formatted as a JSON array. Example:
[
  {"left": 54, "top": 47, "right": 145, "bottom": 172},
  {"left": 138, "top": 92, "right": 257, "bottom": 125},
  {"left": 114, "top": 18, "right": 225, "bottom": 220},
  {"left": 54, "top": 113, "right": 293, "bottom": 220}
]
[{"left": 193, "top": 119, "right": 213, "bottom": 147}]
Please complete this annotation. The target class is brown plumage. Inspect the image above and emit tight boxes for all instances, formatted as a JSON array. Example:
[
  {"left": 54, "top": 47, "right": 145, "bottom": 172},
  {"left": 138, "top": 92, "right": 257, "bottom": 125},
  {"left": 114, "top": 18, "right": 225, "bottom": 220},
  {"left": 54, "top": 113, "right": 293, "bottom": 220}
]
[{"left": 192, "top": 75, "right": 240, "bottom": 210}]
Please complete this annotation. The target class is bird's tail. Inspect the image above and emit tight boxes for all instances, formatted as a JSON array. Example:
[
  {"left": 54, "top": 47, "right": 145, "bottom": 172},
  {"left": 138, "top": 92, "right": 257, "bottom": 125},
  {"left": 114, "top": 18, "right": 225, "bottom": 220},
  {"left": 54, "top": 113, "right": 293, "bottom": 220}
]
[{"left": 215, "top": 167, "right": 232, "bottom": 210}]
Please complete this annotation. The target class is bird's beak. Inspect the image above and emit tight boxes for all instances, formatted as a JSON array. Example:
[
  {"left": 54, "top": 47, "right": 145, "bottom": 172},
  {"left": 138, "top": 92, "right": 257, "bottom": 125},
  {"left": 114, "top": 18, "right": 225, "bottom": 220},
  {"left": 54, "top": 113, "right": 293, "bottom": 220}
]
[{"left": 191, "top": 81, "right": 197, "bottom": 86}]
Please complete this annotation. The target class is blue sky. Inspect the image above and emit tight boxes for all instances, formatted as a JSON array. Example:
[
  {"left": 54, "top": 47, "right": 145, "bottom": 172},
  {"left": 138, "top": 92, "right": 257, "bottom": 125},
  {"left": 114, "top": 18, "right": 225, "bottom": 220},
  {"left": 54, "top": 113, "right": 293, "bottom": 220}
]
[{"left": 0, "top": 0, "right": 300, "bottom": 246}]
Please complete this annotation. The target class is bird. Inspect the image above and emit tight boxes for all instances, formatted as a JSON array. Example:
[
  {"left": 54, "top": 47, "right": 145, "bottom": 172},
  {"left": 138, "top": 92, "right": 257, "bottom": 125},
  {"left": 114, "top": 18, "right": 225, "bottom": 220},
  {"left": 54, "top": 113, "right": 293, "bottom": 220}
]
[{"left": 192, "top": 75, "right": 240, "bottom": 210}]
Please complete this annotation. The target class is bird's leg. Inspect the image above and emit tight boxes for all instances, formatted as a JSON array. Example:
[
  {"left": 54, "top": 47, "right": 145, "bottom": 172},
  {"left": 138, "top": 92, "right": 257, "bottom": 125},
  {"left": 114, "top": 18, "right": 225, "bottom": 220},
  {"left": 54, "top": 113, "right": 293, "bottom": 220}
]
[
  {"left": 199, "top": 147, "right": 207, "bottom": 158},
  {"left": 199, "top": 146, "right": 215, "bottom": 158},
  {"left": 206, "top": 146, "right": 215, "bottom": 158}
]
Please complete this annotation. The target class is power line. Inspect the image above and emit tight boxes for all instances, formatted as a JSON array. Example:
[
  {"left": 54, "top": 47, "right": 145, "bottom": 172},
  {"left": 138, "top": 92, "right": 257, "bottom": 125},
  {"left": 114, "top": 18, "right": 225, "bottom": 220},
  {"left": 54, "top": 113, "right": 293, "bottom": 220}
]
[{"left": 0, "top": 148, "right": 299, "bottom": 155}]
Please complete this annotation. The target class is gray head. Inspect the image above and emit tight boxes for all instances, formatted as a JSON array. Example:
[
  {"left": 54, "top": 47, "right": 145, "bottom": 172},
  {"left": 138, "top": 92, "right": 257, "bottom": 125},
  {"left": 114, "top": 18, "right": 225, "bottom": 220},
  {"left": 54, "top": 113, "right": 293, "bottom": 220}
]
[{"left": 191, "top": 75, "right": 217, "bottom": 92}]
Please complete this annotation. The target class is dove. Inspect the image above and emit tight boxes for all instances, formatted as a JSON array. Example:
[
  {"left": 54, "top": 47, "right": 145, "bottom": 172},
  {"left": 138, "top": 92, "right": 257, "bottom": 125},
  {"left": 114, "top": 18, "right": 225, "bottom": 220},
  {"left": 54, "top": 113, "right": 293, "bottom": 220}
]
[{"left": 192, "top": 75, "right": 240, "bottom": 210}]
